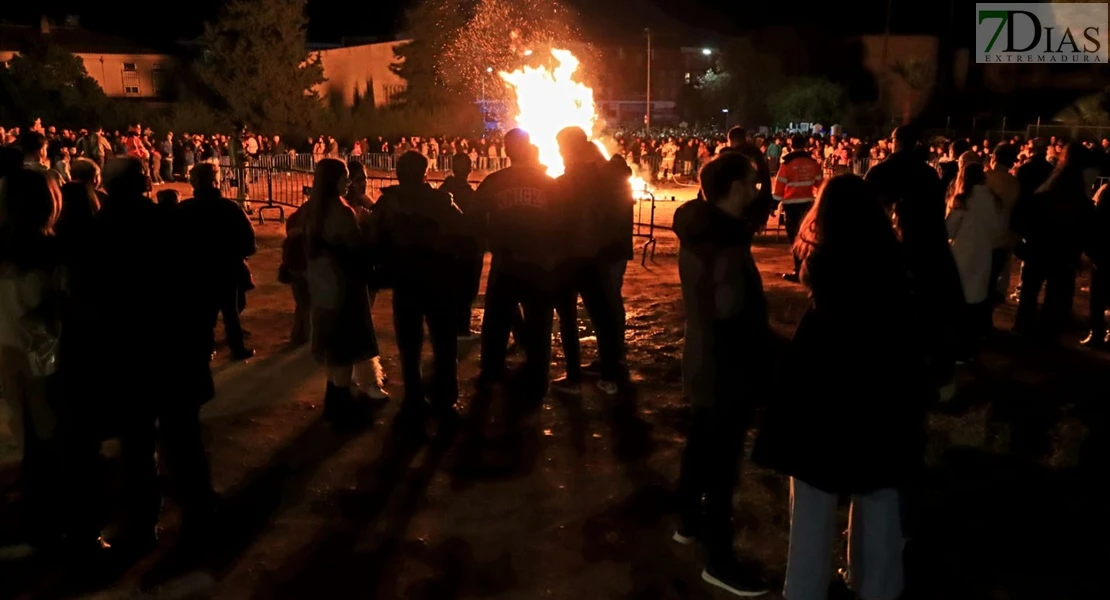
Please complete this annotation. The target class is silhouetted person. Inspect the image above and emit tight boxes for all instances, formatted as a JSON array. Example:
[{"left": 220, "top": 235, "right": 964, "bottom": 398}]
[
  {"left": 866, "top": 125, "right": 963, "bottom": 393},
  {"left": 368, "top": 151, "right": 467, "bottom": 426},
  {"left": 87, "top": 157, "right": 216, "bottom": 554},
  {"left": 471, "top": 129, "right": 560, "bottom": 396},
  {"left": 440, "top": 153, "right": 482, "bottom": 337},
  {"left": 176, "top": 163, "right": 256, "bottom": 360},
  {"left": 673, "top": 152, "right": 773, "bottom": 597}
]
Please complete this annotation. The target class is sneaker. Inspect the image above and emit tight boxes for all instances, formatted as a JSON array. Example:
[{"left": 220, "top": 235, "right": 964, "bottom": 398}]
[
  {"left": 702, "top": 561, "right": 768, "bottom": 598},
  {"left": 781, "top": 272, "right": 800, "bottom": 283},
  {"left": 596, "top": 380, "right": 619, "bottom": 396},
  {"left": 552, "top": 377, "right": 582, "bottom": 395}
]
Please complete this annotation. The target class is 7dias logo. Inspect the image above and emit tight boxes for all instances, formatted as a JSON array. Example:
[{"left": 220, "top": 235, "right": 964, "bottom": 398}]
[{"left": 976, "top": 3, "right": 1108, "bottom": 63}]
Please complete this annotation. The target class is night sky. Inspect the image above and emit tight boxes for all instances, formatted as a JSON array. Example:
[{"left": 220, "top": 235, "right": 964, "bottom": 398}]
[{"left": 0, "top": 0, "right": 960, "bottom": 45}]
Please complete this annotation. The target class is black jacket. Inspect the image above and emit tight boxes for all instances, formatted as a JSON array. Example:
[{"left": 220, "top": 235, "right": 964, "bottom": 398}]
[
  {"left": 368, "top": 183, "right": 466, "bottom": 289},
  {"left": 675, "top": 199, "right": 772, "bottom": 411}
]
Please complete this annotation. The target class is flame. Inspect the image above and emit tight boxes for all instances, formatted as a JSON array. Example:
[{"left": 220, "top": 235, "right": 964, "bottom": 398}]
[{"left": 500, "top": 48, "right": 653, "bottom": 199}]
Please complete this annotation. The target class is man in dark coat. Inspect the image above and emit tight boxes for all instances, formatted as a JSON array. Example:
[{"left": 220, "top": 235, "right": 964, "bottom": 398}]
[
  {"left": 88, "top": 158, "right": 216, "bottom": 553},
  {"left": 672, "top": 153, "right": 772, "bottom": 598},
  {"left": 439, "top": 153, "right": 482, "bottom": 338},
  {"left": 865, "top": 125, "right": 963, "bottom": 393},
  {"left": 470, "top": 130, "right": 559, "bottom": 397},
  {"left": 368, "top": 151, "right": 467, "bottom": 424},
  {"left": 176, "top": 163, "right": 257, "bottom": 360}
]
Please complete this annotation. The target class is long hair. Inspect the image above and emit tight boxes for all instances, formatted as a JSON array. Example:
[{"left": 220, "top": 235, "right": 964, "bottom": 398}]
[
  {"left": 793, "top": 174, "right": 898, "bottom": 290},
  {"left": 0, "top": 169, "right": 63, "bottom": 271},
  {"left": 950, "top": 162, "right": 986, "bottom": 211},
  {"left": 306, "top": 158, "right": 350, "bottom": 259}
]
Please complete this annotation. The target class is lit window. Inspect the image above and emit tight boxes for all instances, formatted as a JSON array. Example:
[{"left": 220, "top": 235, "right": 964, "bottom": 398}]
[
  {"left": 123, "top": 62, "right": 137, "bottom": 72},
  {"left": 124, "top": 85, "right": 140, "bottom": 95}
]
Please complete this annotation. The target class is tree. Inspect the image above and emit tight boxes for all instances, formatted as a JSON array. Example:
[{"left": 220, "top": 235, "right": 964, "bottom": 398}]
[
  {"left": 890, "top": 58, "right": 935, "bottom": 124},
  {"left": 768, "top": 78, "right": 846, "bottom": 126},
  {"left": 392, "top": 0, "right": 586, "bottom": 108},
  {"left": 194, "top": 0, "right": 325, "bottom": 133},
  {"left": 688, "top": 37, "right": 784, "bottom": 128},
  {"left": 0, "top": 42, "right": 111, "bottom": 127}
]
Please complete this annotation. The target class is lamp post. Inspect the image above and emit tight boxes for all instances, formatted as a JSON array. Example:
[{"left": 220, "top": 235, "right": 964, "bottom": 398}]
[
  {"left": 481, "top": 66, "right": 493, "bottom": 125},
  {"left": 645, "top": 28, "right": 652, "bottom": 134}
]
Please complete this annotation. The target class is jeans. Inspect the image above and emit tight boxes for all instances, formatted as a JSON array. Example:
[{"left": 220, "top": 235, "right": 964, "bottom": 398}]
[
  {"left": 1015, "top": 259, "right": 1078, "bottom": 334},
  {"left": 676, "top": 406, "right": 749, "bottom": 565},
  {"left": 456, "top": 249, "right": 485, "bottom": 336},
  {"left": 119, "top": 400, "right": 213, "bottom": 535},
  {"left": 555, "top": 261, "right": 621, "bottom": 381},
  {"left": 392, "top": 285, "right": 458, "bottom": 409},
  {"left": 785, "top": 479, "right": 904, "bottom": 600},
  {"left": 601, "top": 259, "right": 628, "bottom": 364},
  {"left": 479, "top": 259, "right": 554, "bottom": 393}
]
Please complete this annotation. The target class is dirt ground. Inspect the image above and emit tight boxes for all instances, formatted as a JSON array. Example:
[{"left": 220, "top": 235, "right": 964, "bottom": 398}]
[{"left": 0, "top": 213, "right": 1107, "bottom": 600}]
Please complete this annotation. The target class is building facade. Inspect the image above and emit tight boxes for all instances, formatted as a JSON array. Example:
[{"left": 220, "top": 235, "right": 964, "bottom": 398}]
[
  {"left": 313, "top": 41, "right": 408, "bottom": 108},
  {"left": 0, "top": 20, "right": 173, "bottom": 99}
]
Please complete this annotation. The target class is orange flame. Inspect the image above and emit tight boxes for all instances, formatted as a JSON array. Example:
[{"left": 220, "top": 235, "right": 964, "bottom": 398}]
[{"left": 500, "top": 48, "right": 653, "bottom": 199}]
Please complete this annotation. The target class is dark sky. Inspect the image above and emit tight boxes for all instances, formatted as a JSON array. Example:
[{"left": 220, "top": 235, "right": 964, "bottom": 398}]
[{"left": 0, "top": 0, "right": 958, "bottom": 45}]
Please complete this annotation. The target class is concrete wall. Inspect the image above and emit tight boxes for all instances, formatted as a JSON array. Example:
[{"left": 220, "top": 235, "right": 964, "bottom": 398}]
[
  {"left": 314, "top": 41, "right": 407, "bottom": 107},
  {"left": 0, "top": 50, "right": 172, "bottom": 98}
]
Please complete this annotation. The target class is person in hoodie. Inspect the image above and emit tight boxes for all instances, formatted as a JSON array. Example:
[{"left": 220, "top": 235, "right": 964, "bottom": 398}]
[
  {"left": 773, "top": 135, "right": 823, "bottom": 282},
  {"left": 672, "top": 152, "right": 774, "bottom": 598},
  {"left": 368, "top": 151, "right": 467, "bottom": 427},
  {"left": 439, "top": 153, "right": 483, "bottom": 338},
  {"left": 470, "top": 130, "right": 559, "bottom": 397},
  {"left": 550, "top": 127, "right": 622, "bottom": 395}
]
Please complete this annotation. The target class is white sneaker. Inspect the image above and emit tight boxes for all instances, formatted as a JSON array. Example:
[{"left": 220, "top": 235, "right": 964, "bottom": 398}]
[{"left": 596, "top": 380, "right": 619, "bottom": 396}]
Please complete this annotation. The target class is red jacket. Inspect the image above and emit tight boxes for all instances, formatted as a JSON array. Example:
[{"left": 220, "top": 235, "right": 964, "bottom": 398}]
[{"left": 773, "top": 150, "right": 822, "bottom": 205}]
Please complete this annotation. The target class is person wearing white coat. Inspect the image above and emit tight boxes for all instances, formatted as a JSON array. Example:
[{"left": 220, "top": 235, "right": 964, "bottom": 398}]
[{"left": 946, "top": 162, "right": 1003, "bottom": 360}]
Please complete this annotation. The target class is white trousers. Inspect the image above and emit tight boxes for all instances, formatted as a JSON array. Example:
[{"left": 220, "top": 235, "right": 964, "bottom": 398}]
[{"left": 784, "top": 478, "right": 904, "bottom": 600}]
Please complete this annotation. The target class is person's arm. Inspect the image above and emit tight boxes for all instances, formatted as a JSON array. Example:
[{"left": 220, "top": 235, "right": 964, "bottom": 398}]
[
  {"left": 772, "top": 161, "right": 789, "bottom": 201},
  {"left": 711, "top": 247, "right": 747, "bottom": 321},
  {"left": 235, "top": 205, "right": 257, "bottom": 257}
]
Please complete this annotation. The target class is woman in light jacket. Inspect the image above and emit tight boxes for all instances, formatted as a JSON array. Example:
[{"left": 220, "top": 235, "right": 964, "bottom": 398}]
[{"left": 946, "top": 162, "right": 1002, "bottom": 360}]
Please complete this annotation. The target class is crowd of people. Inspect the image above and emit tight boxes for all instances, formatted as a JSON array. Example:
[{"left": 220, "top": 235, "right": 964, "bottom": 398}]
[{"left": 1, "top": 113, "right": 1108, "bottom": 599}]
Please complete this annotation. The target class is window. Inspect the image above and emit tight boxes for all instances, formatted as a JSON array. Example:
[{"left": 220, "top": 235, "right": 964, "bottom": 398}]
[
  {"left": 122, "top": 63, "right": 141, "bottom": 95},
  {"left": 152, "top": 63, "right": 166, "bottom": 95}
]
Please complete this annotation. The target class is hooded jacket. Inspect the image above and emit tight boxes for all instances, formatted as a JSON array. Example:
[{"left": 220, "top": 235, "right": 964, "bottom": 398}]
[
  {"left": 368, "top": 183, "right": 466, "bottom": 289},
  {"left": 674, "top": 199, "right": 771, "bottom": 411}
]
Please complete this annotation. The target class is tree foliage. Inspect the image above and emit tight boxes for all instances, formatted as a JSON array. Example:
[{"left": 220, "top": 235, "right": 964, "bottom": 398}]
[
  {"left": 769, "top": 77, "right": 846, "bottom": 125},
  {"left": 194, "top": 0, "right": 325, "bottom": 133},
  {"left": 677, "top": 37, "right": 784, "bottom": 127},
  {"left": 0, "top": 42, "right": 112, "bottom": 127},
  {"left": 392, "top": 0, "right": 586, "bottom": 109}
]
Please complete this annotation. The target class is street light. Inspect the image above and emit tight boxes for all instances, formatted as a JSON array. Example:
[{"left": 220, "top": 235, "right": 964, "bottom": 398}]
[
  {"left": 702, "top": 48, "right": 712, "bottom": 56},
  {"left": 486, "top": 67, "right": 493, "bottom": 73}
]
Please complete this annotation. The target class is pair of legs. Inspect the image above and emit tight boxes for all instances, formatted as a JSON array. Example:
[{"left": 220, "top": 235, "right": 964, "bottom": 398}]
[
  {"left": 555, "top": 261, "right": 622, "bottom": 383},
  {"left": 479, "top": 261, "right": 553, "bottom": 397},
  {"left": 393, "top": 285, "right": 458, "bottom": 413},
  {"left": 785, "top": 478, "right": 903, "bottom": 600},
  {"left": 1015, "top": 259, "right": 1078, "bottom": 335}
]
